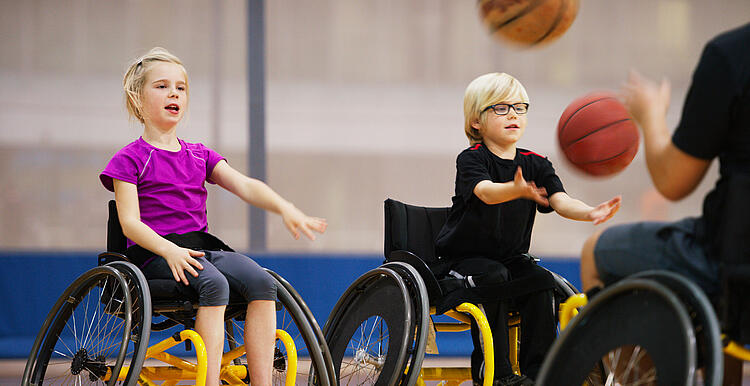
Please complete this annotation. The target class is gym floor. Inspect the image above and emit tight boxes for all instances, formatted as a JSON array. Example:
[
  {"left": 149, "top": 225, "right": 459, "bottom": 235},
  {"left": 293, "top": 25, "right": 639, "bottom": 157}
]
[{"left": 4, "top": 358, "right": 750, "bottom": 385}]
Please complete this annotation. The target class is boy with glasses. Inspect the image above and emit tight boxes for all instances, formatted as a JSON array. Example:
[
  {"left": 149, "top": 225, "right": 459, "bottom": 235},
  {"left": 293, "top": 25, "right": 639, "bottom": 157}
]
[{"left": 435, "top": 72, "right": 621, "bottom": 386}]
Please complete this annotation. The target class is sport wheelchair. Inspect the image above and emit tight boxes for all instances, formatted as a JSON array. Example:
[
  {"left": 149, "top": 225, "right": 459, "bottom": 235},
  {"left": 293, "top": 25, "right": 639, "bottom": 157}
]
[
  {"left": 536, "top": 176, "right": 750, "bottom": 385},
  {"left": 322, "top": 199, "right": 580, "bottom": 385},
  {"left": 23, "top": 201, "right": 336, "bottom": 385}
]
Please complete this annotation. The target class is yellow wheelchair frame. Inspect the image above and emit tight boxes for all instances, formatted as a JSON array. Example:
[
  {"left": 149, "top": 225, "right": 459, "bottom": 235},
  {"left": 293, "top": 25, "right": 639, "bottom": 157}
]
[{"left": 107, "top": 329, "right": 297, "bottom": 385}]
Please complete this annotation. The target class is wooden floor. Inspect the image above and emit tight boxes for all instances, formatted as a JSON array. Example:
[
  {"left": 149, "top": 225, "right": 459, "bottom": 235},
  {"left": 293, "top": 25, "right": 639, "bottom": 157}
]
[{"left": 5, "top": 358, "right": 750, "bottom": 385}]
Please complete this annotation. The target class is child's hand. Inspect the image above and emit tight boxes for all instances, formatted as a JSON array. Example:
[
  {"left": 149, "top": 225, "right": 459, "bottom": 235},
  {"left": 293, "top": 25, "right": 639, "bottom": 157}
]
[
  {"left": 587, "top": 196, "right": 622, "bottom": 225},
  {"left": 514, "top": 167, "right": 549, "bottom": 206},
  {"left": 281, "top": 203, "right": 328, "bottom": 241},
  {"left": 163, "top": 247, "right": 205, "bottom": 285}
]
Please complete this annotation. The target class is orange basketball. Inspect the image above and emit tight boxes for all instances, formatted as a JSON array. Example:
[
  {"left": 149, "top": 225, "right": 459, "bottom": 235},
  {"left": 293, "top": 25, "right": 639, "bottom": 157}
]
[
  {"left": 557, "top": 92, "right": 640, "bottom": 177},
  {"left": 478, "top": 0, "right": 580, "bottom": 47}
]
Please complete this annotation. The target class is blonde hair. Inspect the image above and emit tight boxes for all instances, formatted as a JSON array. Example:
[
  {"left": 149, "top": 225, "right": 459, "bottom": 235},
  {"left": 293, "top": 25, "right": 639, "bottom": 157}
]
[
  {"left": 123, "top": 47, "right": 188, "bottom": 123},
  {"left": 463, "top": 72, "right": 529, "bottom": 144}
]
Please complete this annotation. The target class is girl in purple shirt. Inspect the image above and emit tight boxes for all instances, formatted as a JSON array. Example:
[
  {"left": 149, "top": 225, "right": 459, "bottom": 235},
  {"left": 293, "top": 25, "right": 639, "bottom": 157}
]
[{"left": 101, "top": 47, "right": 327, "bottom": 386}]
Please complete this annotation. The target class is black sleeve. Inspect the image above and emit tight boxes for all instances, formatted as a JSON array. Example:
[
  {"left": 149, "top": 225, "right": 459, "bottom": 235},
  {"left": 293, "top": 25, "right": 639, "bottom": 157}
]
[
  {"left": 455, "top": 150, "right": 491, "bottom": 203},
  {"left": 672, "top": 42, "right": 735, "bottom": 160},
  {"left": 534, "top": 157, "right": 565, "bottom": 214}
]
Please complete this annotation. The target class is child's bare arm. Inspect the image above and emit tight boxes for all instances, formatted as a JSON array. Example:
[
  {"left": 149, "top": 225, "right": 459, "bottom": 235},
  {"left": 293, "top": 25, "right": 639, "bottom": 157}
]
[
  {"left": 549, "top": 192, "right": 621, "bottom": 224},
  {"left": 474, "top": 167, "right": 549, "bottom": 206},
  {"left": 113, "top": 179, "right": 204, "bottom": 285},
  {"left": 210, "top": 160, "right": 327, "bottom": 240}
]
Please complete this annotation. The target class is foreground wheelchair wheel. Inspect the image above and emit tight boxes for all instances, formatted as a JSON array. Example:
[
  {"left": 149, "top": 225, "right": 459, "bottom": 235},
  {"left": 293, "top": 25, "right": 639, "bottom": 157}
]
[
  {"left": 382, "top": 261, "right": 430, "bottom": 386},
  {"left": 324, "top": 267, "right": 413, "bottom": 386},
  {"left": 631, "top": 270, "right": 722, "bottom": 386},
  {"left": 225, "top": 271, "right": 332, "bottom": 386},
  {"left": 23, "top": 265, "right": 148, "bottom": 385},
  {"left": 536, "top": 278, "right": 697, "bottom": 386},
  {"left": 266, "top": 270, "right": 337, "bottom": 386}
]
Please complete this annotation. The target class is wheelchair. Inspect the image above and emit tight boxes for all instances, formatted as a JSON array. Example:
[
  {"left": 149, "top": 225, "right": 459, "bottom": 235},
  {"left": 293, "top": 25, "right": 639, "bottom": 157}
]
[
  {"left": 534, "top": 175, "right": 750, "bottom": 386},
  {"left": 322, "top": 199, "right": 580, "bottom": 386},
  {"left": 23, "top": 200, "right": 336, "bottom": 385}
]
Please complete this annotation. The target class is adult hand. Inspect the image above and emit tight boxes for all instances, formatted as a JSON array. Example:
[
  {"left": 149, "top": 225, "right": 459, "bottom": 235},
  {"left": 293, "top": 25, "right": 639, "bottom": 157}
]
[
  {"left": 588, "top": 196, "right": 622, "bottom": 225},
  {"left": 622, "top": 70, "right": 671, "bottom": 130},
  {"left": 514, "top": 167, "right": 549, "bottom": 206},
  {"left": 163, "top": 247, "right": 205, "bottom": 285}
]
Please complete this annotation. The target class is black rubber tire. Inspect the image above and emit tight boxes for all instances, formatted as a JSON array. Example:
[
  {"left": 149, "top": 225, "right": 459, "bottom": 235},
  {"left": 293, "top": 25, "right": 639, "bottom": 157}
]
[
  {"left": 264, "top": 269, "right": 337, "bottom": 386},
  {"left": 105, "top": 261, "right": 152, "bottom": 385},
  {"left": 324, "top": 267, "right": 413, "bottom": 386},
  {"left": 23, "top": 266, "right": 136, "bottom": 385},
  {"left": 536, "top": 278, "right": 697, "bottom": 386},
  {"left": 631, "top": 270, "right": 722, "bottom": 386},
  {"left": 382, "top": 261, "right": 430, "bottom": 386}
]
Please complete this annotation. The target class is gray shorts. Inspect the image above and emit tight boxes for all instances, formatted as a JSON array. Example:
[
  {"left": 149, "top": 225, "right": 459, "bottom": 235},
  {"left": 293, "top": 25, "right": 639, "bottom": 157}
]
[
  {"left": 594, "top": 217, "right": 720, "bottom": 295},
  {"left": 142, "top": 250, "right": 277, "bottom": 306}
]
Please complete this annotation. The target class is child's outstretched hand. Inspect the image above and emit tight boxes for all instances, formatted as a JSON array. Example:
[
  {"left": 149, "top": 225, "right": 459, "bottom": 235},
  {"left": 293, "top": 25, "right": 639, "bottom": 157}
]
[
  {"left": 163, "top": 246, "right": 205, "bottom": 285},
  {"left": 281, "top": 203, "right": 328, "bottom": 241},
  {"left": 587, "top": 196, "right": 622, "bottom": 225},
  {"left": 514, "top": 167, "right": 549, "bottom": 206}
]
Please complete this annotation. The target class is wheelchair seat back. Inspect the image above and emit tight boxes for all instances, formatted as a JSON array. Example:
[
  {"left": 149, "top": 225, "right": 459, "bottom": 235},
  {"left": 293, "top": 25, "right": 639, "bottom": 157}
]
[
  {"left": 714, "top": 174, "right": 750, "bottom": 344},
  {"left": 107, "top": 200, "right": 128, "bottom": 254},
  {"left": 384, "top": 198, "right": 450, "bottom": 301}
]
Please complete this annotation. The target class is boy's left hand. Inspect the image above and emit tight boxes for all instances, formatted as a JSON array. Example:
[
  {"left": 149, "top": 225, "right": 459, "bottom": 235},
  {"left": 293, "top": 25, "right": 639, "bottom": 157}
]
[
  {"left": 588, "top": 196, "right": 622, "bottom": 225},
  {"left": 281, "top": 203, "right": 328, "bottom": 240}
]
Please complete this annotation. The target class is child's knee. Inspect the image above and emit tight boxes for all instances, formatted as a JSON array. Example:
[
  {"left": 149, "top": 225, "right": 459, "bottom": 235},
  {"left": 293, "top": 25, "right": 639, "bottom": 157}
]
[
  {"left": 197, "top": 273, "right": 230, "bottom": 306},
  {"left": 244, "top": 270, "right": 277, "bottom": 301}
]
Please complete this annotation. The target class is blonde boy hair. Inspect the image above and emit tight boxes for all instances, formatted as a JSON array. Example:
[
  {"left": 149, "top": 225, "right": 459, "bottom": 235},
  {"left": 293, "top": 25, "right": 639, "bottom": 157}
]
[
  {"left": 123, "top": 47, "right": 188, "bottom": 123},
  {"left": 463, "top": 72, "right": 529, "bottom": 144}
]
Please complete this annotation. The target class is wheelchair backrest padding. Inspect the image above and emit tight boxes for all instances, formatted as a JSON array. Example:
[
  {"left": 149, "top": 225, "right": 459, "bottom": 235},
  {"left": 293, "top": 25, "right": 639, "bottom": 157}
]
[
  {"left": 107, "top": 200, "right": 128, "bottom": 254},
  {"left": 384, "top": 198, "right": 449, "bottom": 266}
]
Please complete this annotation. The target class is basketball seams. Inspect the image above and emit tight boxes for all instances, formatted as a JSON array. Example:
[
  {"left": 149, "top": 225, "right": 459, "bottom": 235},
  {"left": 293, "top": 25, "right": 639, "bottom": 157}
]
[
  {"left": 533, "top": 0, "right": 567, "bottom": 45},
  {"left": 578, "top": 146, "right": 636, "bottom": 165},
  {"left": 557, "top": 96, "right": 617, "bottom": 139},
  {"left": 486, "top": 0, "right": 547, "bottom": 31},
  {"left": 560, "top": 118, "right": 633, "bottom": 150}
]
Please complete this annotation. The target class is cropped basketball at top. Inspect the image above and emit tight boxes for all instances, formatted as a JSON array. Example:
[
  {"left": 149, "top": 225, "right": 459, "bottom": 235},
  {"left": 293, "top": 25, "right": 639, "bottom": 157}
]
[
  {"left": 557, "top": 92, "right": 640, "bottom": 177},
  {"left": 478, "top": 0, "right": 580, "bottom": 47}
]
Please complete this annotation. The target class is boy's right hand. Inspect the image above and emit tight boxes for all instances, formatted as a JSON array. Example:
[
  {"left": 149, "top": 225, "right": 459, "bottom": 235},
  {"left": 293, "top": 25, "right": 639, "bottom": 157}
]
[
  {"left": 163, "top": 247, "right": 205, "bottom": 285},
  {"left": 514, "top": 167, "right": 549, "bottom": 206}
]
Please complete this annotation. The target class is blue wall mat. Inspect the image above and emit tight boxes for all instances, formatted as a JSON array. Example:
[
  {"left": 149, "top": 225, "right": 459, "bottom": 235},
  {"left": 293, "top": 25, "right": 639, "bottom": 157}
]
[{"left": 0, "top": 251, "right": 580, "bottom": 359}]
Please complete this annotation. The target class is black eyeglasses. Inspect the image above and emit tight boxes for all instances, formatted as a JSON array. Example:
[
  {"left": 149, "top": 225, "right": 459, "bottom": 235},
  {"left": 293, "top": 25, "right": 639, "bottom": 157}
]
[{"left": 482, "top": 103, "right": 529, "bottom": 115}]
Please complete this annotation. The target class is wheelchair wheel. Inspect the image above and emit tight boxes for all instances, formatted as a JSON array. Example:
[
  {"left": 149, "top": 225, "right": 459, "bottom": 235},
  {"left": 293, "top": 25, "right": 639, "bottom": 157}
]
[
  {"left": 105, "top": 261, "right": 152, "bottom": 385},
  {"left": 23, "top": 266, "right": 146, "bottom": 385},
  {"left": 631, "top": 270, "right": 722, "bottom": 386},
  {"left": 266, "top": 269, "right": 337, "bottom": 386},
  {"left": 324, "top": 267, "right": 413, "bottom": 386},
  {"left": 382, "top": 261, "right": 430, "bottom": 386},
  {"left": 536, "top": 278, "right": 697, "bottom": 386},
  {"left": 225, "top": 273, "right": 331, "bottom": 386}
]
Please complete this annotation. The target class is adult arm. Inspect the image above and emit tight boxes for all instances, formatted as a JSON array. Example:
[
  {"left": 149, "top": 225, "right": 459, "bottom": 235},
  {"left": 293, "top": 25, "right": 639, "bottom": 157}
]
[
  {"left": 113, "top": 179, "right": 204, "bottom": 285},
  {"left": 209, "top": 160, "right": 327, "bottom": 240},
  {"left": 623, "top": 71, "right": 712, "bottom": 201}
]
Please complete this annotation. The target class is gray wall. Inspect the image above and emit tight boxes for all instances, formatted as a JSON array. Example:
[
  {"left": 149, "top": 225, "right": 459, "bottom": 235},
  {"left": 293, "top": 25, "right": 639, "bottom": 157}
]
[{"left": 1, "top": 0, "right": 747, "bottom": 255}]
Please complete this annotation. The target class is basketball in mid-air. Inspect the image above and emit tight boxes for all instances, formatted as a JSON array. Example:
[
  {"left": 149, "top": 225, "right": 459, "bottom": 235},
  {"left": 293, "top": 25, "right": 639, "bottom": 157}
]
[
  {"left": 557, "top": 92, "right": 640, "bottom": 177},
  {"left": 478, "top": 0, "right": 580, "bottom": 47}
]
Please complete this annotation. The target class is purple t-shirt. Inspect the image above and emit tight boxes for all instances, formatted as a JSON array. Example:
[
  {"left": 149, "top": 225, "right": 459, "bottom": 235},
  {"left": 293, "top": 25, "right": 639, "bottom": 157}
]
[{"left": 100, "top": 137, "right": 225, "bottom": 248}]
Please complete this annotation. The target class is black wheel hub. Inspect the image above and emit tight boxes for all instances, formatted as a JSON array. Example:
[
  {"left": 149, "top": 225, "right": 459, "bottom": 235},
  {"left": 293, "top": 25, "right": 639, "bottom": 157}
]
[
  {"left": 70, "top": 349, "right": 108, "bottom": 380},
  {"left": 273, "top": 346, "right": 286, "bottom": 371},
  {"left": 70, "top": 349, "right": 88, "bottom": 375}
]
